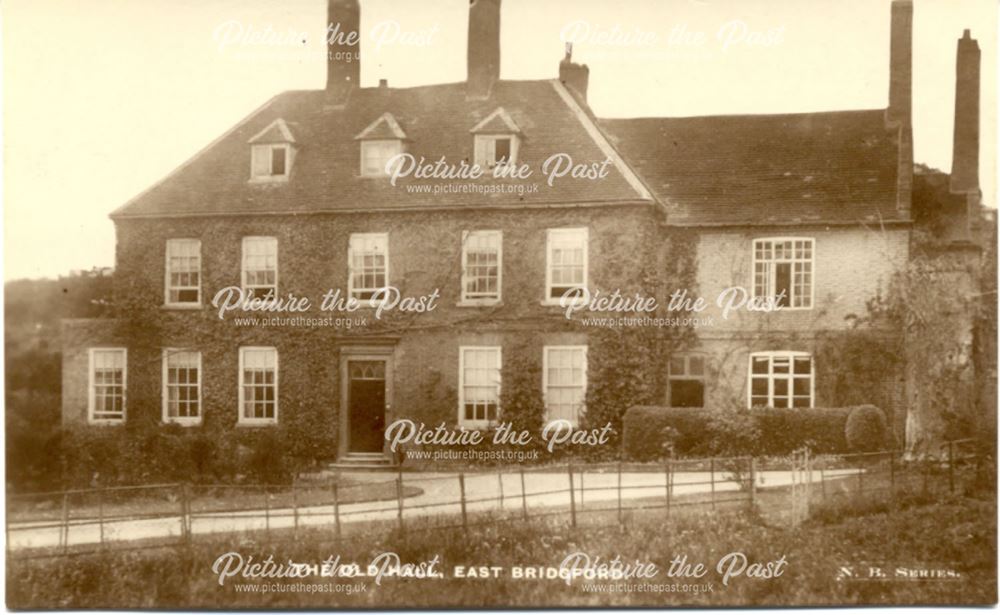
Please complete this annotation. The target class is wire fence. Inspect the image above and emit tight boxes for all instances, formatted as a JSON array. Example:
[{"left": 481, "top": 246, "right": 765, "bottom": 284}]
[{"left": 6, "top": 439, "right": 986, "bottom": 560}]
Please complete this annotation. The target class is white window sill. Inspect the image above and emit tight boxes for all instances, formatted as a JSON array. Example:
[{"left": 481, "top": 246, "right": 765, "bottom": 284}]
[
  {"left": 540, "top": 299, "right": 587, "bottom": 307},
  {"left": 237, "top": 418, "right": 278, "bottom": 427},
  {"left": 457, "top": 299, "right": 502, "bottom": 308},
  {"left": 162, "top": 303, "right": 202, "bottom": 311},
  {"left": 249, "top": 176, "right": 289, "bottom": 184},
  {"left": 351, "top": 296, "right": 391, "bottom": 308},
  {"left": 760, "top": 305, "right": 814, "bottom": 313},
  {"left": 88, "top": 418, "right": 125, "bottom": 426},
  {"left": 164, "top": 418, "right": 202, "bottom": 427},
  {"left": 458, "top": 422, "right": 498, "bottom": 431}
]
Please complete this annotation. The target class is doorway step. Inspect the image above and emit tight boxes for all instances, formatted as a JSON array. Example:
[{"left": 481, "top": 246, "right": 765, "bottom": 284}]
[{"left": 329, "top": 452, "right": 397, "bottom": 471}]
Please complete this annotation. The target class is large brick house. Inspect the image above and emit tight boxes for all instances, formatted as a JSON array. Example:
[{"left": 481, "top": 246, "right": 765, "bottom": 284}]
[{"left": 62, "top": 0, "right": 984, "bottom": 461}]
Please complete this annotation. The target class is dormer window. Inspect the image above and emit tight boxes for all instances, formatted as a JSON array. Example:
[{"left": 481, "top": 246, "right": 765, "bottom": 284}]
[
  {"left": 252, "top": 144, "right": 289, "bottom": 179},
  {"left": 361, "top": 140, "right": 403, "bottom": 177},
  {"left": 248, "top": 118, "right": 296, "bottom": 183},
  {"left": 356, "top": 113, "right": 408, "bottom": 177},
  {"left": 471, "top": 107, "right": 521, "bottom": 168}
]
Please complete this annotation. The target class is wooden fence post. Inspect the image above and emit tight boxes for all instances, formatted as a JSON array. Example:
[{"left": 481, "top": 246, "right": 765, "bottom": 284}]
[
  {"left": 263, "top": 486, "right": 271, "bottom": 537},
  {"left": 61, "top": 492, "right": 70, "bottom": 553},
  {"left": 820, "top": 467, "right": 827, "bottom": 502},
  {"left": 292, "top": 482, "right": 300, "bottom": 536},
  {"left": 459, "top": 473, "right": 468, "bottom": 532},
  {"left": 749, "top": 458, "right": 757, "bottom": 509},
  {"left": 889, "top": 451, "right": 896, "bottom": 496},
  {"left": 948, "top": 441, "right": 956, "bottom": 493},
  {"left": 710, "top": 458, "right": 716, "bottom": 510},
  {"left": 181, "top": 484, "right": 191, "bottom": 543},
  {"left": 497, "top": 472, "right": 504, "bottom": 511},
  {"left": 568, "top": 464, "right": 577, "bottom": 528},
  {"left": 665, "top": 459, "right": 672, "bottom": 518},
  {"left": 396, "top": 473, "right": 405, "bottom": 533},
  {"left": 614, "top": 461, "right": 623, "bottom": 525},
  {"left": 98, "top": 489, "right": 105, "bottom": 549},
  {"left": 332, "top": 481, "right": 342, "bottom": 541},
  {"left": 519, "top": 468, "right": 528, "bottom": 521}
]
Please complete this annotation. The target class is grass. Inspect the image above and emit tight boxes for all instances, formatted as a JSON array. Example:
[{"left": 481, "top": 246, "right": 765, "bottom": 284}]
[
  {"left": 6, "top": 488, "right": 995, "bottom": 608},
  {"left": 8, "top": 477, "right": 422, "bottom": 525}
]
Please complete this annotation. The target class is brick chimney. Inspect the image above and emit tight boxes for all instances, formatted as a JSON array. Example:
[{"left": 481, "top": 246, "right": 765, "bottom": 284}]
[
  {"left": 558, "top": 43, "right": 589, "bottom": 102},
  {"left": 887, "top": 0, "right": 912, "bottom": 129},
  {"left": 951, "top": 29, "right": 980, "bottom": 194},
  {"left": 886, "top": 0, "right": 913, "bottom": 215},
  {"left": 467, "top": 0, "right": 501, "bottom": 99},
  {"left": 326, "top": 0, "right": 360, "bottom": 103}
]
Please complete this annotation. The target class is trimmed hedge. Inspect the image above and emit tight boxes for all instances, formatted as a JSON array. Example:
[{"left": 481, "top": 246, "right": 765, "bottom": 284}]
[
  {"left": 845, "top": 405, "right": 889, "bottom": 452},
  {"left": 623, "top": 405, "right": 886, "bottom": 461}
]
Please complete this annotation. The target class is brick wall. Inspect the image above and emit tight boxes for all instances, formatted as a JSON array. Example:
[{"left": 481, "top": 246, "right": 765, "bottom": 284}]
[
  {"left": 61, "top": 318, "right": 125, "bottom": 424},
  {"left": 96, "top": 204, "right": 671, "bottom": 455}
]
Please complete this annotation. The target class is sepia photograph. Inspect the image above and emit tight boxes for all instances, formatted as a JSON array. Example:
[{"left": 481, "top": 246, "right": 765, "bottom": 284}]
[{"left": 2, "top": 0, "right": 998, "bottom": 608}]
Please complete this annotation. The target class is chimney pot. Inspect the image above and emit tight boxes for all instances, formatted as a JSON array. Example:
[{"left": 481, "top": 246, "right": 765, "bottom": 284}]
[{"left": 379, "top": 78, "right": 388, "bottom": 88}]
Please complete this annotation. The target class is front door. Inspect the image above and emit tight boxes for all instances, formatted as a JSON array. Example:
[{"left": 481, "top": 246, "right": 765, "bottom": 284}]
[{"left": 348, "top": 360, "right": 386, "bottom": 453}]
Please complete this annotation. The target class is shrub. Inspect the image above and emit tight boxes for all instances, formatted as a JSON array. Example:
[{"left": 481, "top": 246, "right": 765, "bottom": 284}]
[
  {"left": 622, "top": 406, "right": 711, "bottom": 461},
  {"left": 706, "top": 406, "right": 762, "bottom": 457},
  {"left": 845, "top": 405, "right": 889, "bottom": 452},
  {"left": 753, "top": 407, "right": 853, "bottom": 455},
  {"left": 623, "top": 405, "right": 885, "bottom": 460}
]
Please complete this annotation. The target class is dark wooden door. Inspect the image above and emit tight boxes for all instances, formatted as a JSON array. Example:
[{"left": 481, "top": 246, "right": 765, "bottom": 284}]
[{"left": 348, "top": 361, "right": 386, "bottom": 453}]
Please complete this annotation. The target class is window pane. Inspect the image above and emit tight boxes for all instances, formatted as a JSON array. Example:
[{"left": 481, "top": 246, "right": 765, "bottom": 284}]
[
  {"left": 271, "top": 147, "right": 286, "bottom": 175},
  {"left": 494, "top": 138, "right": 511, "bottom": 163},
  {"left": 461, "top": 348, "right": 500, "bottom": 424},
  {"left": 774, "top": 263, "right": 791, "bottom": 308},
  {"left": 670, "top": 380, "right": 704, "bottom": 408},
  {"left": 754, "top": 239, "right": 813, "bottom": 307}
]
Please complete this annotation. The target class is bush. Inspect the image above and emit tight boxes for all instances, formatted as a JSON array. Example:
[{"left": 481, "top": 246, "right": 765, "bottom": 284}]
[
  {"left": 623, "top": 406, "right": 710, "bottom": 461},
  {"left": 623, "top": 405, "right": 883, "bottom": 461},
  {"left": 754, "top": 407, "right": 852, "bottom": 455},
  {"left": 12, "top": 412, "right": 335, "bottom": 493},
  {"left": 845, "top": 405, "right": 889, "bottom": 452}
]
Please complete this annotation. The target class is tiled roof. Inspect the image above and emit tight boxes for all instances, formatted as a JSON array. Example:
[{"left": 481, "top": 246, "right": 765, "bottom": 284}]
[
  {"left": 600, "top": 110, "right": 907, "bottom": 226},
  {"left": 112, "top": 80, "right": 649, "bottom": 218}
]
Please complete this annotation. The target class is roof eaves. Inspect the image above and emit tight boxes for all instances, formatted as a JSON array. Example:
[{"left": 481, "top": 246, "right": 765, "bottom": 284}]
[{"left": 548, "top": 80, "right": 655, "bottom": 205}]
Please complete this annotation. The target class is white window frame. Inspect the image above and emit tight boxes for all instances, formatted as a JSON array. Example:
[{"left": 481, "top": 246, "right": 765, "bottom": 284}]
[
  {"left": 164, "top": 239, "right": 202, "bottom": 307},
  {"left": 751, "top": 237, "right": 814, "bottom": 310},
  {"left": 162, "top": 349, "right": 202, "bottom": 426},
  {"left": 460, "top": 230, "right": 502, "bottom": 305},
  {"left": 458, "top": 346, "right": 502, "bottom": 429},
  {"left": 238, "top": 346, "right": 279, "bottom": 426},
  {"left": 544, "top": 228, "right": 589, "bottom": 305},
  {"left": 360, "top": 140, "right": 403, "bottom": 177},
  {"left": 473, "top": 134, "right": 520, "bottom": 168},
  {"left": 251, "top": 144, "right": 291, "bottom": 182},
  {"left": 747, "top": 351, "right": 815, "bottom": 409},
  {"left": 348, "top": 233, "right": 390, "bottom": 302},
  {"left": 542, "top": 345, "right": 588, "bottom": 426},
  {"left": 88, "top": 348, "right": 127, "bottom": 425},
  {"left": 241, "top": 236, "right": 278, "bottom": 299}
]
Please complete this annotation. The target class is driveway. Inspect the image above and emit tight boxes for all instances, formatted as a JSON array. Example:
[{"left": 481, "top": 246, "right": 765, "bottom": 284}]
[{"left": 7, "top": 468, "right": 858, "bottom": 552}]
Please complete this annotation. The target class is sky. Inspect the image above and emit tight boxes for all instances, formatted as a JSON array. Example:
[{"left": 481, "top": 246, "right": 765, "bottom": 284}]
[{"left": 3, "top": 0, "right": 996, "bottom": 281}]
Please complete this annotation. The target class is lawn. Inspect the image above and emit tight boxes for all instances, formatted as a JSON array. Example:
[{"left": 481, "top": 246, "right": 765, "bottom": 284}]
[
  {"left": 7, "top": 476, "right": 422, "bottom": 525},
  {"left": 6, "top": 490, "right": 995, "bottom": 608}
]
